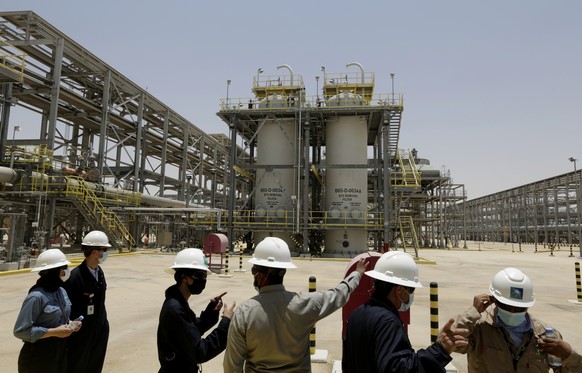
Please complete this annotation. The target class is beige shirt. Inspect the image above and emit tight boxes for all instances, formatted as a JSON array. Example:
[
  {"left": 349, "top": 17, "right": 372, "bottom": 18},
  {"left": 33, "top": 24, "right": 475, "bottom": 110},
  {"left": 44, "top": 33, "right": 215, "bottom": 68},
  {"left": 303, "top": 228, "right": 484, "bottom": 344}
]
[
  {"left": 454, "top": 305, "right": 582, "bottom": 373},
  {"left": 223, "top": 271, "right": 361, "bottom": 373}
]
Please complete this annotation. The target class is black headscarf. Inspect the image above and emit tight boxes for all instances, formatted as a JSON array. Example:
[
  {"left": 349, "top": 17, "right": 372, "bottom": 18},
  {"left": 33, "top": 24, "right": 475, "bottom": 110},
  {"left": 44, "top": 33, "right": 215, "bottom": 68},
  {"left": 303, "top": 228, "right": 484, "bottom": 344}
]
[{"left": 29, "top": 266, "right": 64, "bottom": 293}]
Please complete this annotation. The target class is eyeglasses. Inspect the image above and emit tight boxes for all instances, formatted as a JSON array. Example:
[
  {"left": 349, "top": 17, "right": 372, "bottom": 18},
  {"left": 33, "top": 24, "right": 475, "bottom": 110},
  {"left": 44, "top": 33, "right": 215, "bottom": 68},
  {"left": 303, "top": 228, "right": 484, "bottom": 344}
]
[
  {"left": 251, "top": 266, "right": 265, "bottom": 275},
  {"left": 497, "top": 301, "right": 526, "bottom": 313},
  {"left": 190, "top": 273, "right": 207, "bottom": 280},
  {"left": 403, "top": 287, "right": 415, "bottom": 294},
  {"left": 95, "top": 248, "right": 108, "bottom": 252}
]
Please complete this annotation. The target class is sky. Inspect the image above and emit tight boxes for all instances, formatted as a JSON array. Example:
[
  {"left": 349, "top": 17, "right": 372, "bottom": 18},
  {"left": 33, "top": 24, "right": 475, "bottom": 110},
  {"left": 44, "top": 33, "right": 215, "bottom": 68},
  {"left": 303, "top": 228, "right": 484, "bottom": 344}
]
[{"left": 5, "top": 1, "right": 582, "bottom": 200}]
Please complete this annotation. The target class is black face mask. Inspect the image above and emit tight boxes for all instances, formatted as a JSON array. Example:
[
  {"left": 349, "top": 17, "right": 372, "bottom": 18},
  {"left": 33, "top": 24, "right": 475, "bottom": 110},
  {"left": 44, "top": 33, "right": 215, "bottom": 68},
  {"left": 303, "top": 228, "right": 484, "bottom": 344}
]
[{"left": 188, "top": 279, "right": 206, "bottom": 295}]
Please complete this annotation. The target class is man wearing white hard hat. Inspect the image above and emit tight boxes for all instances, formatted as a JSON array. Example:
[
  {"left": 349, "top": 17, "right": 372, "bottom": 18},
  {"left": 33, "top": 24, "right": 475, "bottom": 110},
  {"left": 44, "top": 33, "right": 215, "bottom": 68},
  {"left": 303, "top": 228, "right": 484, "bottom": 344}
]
[
  {"left": 14, "top": 248, "right": 81, "bottom": 373},
  {"left": 157, "top": 248, "right": 235, "bottom": 373},
  {"left": 223, "top": 236, "right": 368, "bottom": 372},
  {"left": 454, "top": 267, "right": 582, "bottom": 372},
  {"left": 64, "top": 230, "right": 111, "bottom": 373},
  {"left": 343, "top": 251, "right": 468, "bottom": 372}
]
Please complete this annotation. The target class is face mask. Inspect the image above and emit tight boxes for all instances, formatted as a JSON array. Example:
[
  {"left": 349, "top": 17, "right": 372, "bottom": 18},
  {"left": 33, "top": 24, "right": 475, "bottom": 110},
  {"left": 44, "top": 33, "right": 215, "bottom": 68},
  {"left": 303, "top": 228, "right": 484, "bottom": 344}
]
[
  {"left": 398, "top": 289, "right": 414, "bottom": 312},
  {"left": 497, "top": 307, "right": 527, "bottom": 327},
  {"left": 98, "top": 251, "right": 109, "bottom": 264},
  {"left": 188, "top": 279, "right": 206, "bottom": 295},
  {"left": 60, "top": 268, "right": 71, "bottom": 282}
]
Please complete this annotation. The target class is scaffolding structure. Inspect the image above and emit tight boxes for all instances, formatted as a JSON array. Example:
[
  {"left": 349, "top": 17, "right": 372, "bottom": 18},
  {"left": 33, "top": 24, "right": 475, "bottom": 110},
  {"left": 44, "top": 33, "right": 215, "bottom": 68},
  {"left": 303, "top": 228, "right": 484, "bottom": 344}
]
[
  {"left": 0, "top": 11, "right": 466, "bottom": 260},
  {"left": 456, "top": 171, "right": 582, "bottom": 254},
  {"left": 0, "top": 11, "right": 239, "bottom": 252}
]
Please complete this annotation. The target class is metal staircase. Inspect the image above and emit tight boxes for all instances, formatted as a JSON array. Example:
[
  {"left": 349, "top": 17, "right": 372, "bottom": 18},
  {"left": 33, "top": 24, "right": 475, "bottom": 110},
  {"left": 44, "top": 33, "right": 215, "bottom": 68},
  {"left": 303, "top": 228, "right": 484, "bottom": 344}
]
[
  {"left": 65, "top": 176, "right": 136, "bottom": 249},
  {"left": 392, "top": 149, "right": 421, "bottom": 256},
  {"left": 385, "top": 106, "right": 403, "bottom": 160},
  {"left": 398, "top": 215, "right": 419, "bottom": 258}
]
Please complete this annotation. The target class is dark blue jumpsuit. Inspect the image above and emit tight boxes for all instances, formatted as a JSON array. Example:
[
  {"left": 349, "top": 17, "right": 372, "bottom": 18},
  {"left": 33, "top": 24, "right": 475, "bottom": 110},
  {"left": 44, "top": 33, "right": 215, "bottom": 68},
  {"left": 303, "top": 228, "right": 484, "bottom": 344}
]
[
  {"left": 64, "top": 261, "right": 109, "bottom": 373},
  {"left": 157, "top": 284, "right": 230, "bottom": 373},
  {"left": 343, "top": 298, "right": 452, "bottom": 372}
]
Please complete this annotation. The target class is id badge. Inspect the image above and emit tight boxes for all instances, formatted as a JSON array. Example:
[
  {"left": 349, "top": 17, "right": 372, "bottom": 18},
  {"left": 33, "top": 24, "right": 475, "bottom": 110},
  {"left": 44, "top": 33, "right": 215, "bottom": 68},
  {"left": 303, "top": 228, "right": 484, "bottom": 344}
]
[{"left": 87, "top": 305, "right": 95, "bottom": 315}]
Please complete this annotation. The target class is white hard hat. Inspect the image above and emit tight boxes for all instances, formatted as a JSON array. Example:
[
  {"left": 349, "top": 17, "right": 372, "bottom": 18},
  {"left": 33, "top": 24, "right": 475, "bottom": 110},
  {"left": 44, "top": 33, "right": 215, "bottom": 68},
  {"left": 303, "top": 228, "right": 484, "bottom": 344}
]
[
  {"left": 82, "top": 230, "right": 111, "bottom": 247},
  {"left": 365, "top": 251, "right": 423, "bottom": 288},
  {"left": 489, "top": 267, "right": 535, "bottom": 308},
  {"left": 165, "top": 248, "right": 209, "bottom": 274},
  {"left": 32, "top": 249, "right": 71, "bottom": 272},
  {"left": 248, "top": 237, "right": 297, "bottom": 269}
]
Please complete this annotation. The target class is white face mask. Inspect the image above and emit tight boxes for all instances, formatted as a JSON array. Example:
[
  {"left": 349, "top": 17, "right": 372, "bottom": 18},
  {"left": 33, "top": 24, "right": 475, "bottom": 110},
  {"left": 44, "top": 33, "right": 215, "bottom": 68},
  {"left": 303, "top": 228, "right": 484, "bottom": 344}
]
[
  {"left": 398, "top": 288, "right": 414, "bottom": 312},
  {"left": 98, "top": 251, "right": 109, "bottom": 264},
  {"left": 61, "top": 268, "right": 71, "bottom": 282},
  {"left": 497, "top": 307, "right": 527, "bottom": 327}
]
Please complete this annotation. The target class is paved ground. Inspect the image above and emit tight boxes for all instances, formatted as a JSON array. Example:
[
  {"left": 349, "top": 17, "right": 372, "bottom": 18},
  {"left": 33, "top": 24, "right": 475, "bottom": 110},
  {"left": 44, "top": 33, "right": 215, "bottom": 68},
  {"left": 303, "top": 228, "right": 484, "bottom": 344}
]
[{"left": 1, "top": 242, "right": 581, "bottom": 372}]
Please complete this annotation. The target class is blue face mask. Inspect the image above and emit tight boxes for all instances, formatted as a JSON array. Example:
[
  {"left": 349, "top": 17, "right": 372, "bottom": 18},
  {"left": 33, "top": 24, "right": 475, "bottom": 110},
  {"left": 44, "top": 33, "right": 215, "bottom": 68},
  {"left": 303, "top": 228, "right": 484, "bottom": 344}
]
[
  {"left": 398, "top": 288, "right": 414, "bottom": 312},
  {"left": 98, "top": 251, "right": 109, "bottom": 264},
  {"left": 497, "top": 307, "right": 527, "bottom": 327}
]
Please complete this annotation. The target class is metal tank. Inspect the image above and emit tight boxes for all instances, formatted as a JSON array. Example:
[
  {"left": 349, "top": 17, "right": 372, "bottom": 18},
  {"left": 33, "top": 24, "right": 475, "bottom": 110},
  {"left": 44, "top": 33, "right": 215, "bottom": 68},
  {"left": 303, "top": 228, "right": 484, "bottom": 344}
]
[
  {"left": 254, "top": 94, "right": 296, "bottom": 246},
  {"left": 324, "top": 92, "right": 368, "bottom": 256}
]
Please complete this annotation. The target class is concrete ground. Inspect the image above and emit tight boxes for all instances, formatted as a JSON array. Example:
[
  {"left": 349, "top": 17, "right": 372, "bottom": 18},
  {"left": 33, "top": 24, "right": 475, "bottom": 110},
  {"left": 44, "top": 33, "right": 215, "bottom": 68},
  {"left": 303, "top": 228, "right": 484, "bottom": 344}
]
[{"left": 1, "top": 242, "right": 581, "bottom": 372}]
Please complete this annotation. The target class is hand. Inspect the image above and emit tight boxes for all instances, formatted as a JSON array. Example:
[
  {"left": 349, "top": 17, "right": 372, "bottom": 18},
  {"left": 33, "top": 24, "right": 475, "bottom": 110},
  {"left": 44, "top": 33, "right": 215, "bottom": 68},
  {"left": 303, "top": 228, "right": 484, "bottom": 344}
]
[
  {"left": 222, "top": 301, "right": 236, "bottom": 320},
  {"left": 67, "top": 320, "right": 82, "bottom": 332},
  {"left": 210, "top": 292, "right": 227, "bottom": 311},
  {"left": 473, "top": 294, "right": 494, "bottom": 313},
  {"left": 539, "top": 336, "right": 572, "bottom": 360},
  {"left": 355, "top": 258, "right": 369, "bottom": 276},
  {"left": 436, "top": 318, "right": 469, "bottom": 354},
  {"left": 46, "top": 324, "right": 75, "bottom": 339}
]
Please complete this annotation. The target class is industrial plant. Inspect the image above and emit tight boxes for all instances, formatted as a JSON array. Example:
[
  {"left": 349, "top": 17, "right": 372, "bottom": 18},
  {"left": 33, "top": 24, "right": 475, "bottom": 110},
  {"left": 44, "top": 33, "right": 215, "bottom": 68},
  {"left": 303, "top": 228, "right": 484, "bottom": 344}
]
[{"left": 0, "top": 10, "right": 580, "bottom": 270}]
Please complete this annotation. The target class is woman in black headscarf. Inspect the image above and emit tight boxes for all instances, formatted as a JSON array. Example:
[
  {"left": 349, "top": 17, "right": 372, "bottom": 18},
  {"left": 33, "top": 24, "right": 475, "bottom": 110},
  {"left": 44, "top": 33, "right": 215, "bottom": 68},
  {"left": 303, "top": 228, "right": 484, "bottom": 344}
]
[{"left": 13, "top": 249, "right": 82, "bottom": 373}]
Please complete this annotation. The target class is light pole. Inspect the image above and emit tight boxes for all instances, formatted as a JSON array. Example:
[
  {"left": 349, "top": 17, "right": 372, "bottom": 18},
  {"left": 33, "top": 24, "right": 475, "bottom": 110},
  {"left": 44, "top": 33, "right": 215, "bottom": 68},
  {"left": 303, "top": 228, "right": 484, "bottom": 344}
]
[
  {"left": 571, "top": 157, "right": 582, "bottom": 258},
  {"left": 390, "top": 73, "right": 395, "bottom": 104},
  {"left": 257, "top": 68, "right": 263, "bottom": 84},
  {"left": 226, "top": 80, "right": 231, "bottom": 109},
  {"left": 315, "top": 76, "right": 320, "bottom": 106},
  {"left": 9, "top": 125, "right": 20, "bottom": 169}
]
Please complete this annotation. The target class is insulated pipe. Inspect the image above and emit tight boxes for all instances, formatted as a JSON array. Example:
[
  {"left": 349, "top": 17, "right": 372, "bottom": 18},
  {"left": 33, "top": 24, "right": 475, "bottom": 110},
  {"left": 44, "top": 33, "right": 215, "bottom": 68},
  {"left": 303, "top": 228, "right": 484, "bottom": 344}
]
[
  {"left": 0, "top": 166, "right": 21, "bottom": 184},
  {"left": 346, "top": 62, "right": 365, "bottom": 83},
  {"left": 0, "top": 166, "right": 189, "bottom": 209},
  {"left": 276, "top": 64, "right": 294, "bottom": 86}
]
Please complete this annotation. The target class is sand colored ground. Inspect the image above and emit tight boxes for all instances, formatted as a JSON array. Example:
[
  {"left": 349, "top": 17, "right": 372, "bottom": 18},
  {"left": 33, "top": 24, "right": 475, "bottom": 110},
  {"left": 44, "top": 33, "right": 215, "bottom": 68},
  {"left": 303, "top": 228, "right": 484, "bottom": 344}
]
[{"left": 1, "top": 242, "right": 581, "bottom": 372}]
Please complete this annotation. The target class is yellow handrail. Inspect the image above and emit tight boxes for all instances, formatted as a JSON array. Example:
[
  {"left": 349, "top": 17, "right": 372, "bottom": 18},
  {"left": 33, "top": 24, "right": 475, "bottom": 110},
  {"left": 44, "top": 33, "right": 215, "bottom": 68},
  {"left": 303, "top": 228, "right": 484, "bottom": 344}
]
[{"left": 0, "top": 39, "right": 27, "bottom": 82}]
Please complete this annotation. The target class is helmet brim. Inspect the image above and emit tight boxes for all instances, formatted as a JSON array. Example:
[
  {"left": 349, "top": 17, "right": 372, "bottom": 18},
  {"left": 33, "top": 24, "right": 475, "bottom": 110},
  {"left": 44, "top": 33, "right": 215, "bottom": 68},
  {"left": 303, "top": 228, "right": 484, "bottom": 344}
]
[
  {"left": 165, "top": 264, "right": 210, "bottom": 274},
  {"left": 248, "top": 257, "right": 297, "bottom": 269},
  {"left": 32, "top": 260, "right": 71, "bottom": 272},
  {"left": 365, "top": 270, "right": 423, "bottom": 288}
]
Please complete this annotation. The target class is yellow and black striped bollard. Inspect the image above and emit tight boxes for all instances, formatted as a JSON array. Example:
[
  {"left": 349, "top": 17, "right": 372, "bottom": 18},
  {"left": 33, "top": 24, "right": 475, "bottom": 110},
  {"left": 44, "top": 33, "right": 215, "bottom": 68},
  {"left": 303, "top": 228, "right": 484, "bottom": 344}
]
[
  {"left": 575, "top": 262, "right": 582, "bottom": 303},
  {"left": 309, "top": 276, "right": 316, "bottom": 355},
  {"left": 430, "top": 282, "right": 439, "bottom": 343}
]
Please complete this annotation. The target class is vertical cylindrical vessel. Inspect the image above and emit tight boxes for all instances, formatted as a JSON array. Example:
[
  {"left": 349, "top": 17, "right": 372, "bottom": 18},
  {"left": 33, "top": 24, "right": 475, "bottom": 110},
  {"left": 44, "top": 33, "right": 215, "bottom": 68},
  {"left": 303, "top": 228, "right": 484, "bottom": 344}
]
[
  {"left": 255, "top": 94, "right": 295, "bottom": 247},
  {"left": 324, "top": 93, "right": 368, "bottom": 256}
]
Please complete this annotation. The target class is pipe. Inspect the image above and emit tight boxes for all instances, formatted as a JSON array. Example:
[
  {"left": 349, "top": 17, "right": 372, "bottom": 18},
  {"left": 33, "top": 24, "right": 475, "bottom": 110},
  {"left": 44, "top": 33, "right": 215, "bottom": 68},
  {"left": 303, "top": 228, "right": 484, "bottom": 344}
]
[
  {"left": 0, "top": 166, "right": 21, "bottom": 184},
  {"left": 276, "top": 64, "right": 294, "bottom": 86},
  {"left": 346, "top": 62, "right": 365, "bottom": 83}
]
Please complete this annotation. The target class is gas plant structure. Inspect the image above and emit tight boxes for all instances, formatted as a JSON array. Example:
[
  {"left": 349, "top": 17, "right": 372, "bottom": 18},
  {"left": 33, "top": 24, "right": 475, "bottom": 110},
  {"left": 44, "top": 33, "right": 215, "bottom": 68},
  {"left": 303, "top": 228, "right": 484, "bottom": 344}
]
[
  {"left": 217, "top": 64, "right": 466, "bottom": 257},
  {"left": 0, "top": 11, "right": 466, "bottom": 268}
]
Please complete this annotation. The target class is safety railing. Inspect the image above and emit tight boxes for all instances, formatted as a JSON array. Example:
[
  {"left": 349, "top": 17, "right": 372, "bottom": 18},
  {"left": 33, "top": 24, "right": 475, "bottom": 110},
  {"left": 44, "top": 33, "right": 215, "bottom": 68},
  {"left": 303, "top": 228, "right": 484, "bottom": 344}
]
[
  {"left": 187, "top": 209, "right": 385, "bottom": 230},
  {"left": 0, "top": 39, "right": 27, "bottom": 82},
  {"left": 65, "top": 176, "right": 135, "bottom": 247},
  {"left": 218, "top": 93, "right": 403, "bottom": 112}
]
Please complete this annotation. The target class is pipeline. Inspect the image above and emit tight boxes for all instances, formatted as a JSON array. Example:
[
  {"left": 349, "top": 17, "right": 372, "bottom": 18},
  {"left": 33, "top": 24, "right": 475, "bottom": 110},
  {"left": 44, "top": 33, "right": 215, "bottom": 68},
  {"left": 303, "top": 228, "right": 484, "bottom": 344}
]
[{"left": 0, "top": 166, "right": 190, "bottom": 209}]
